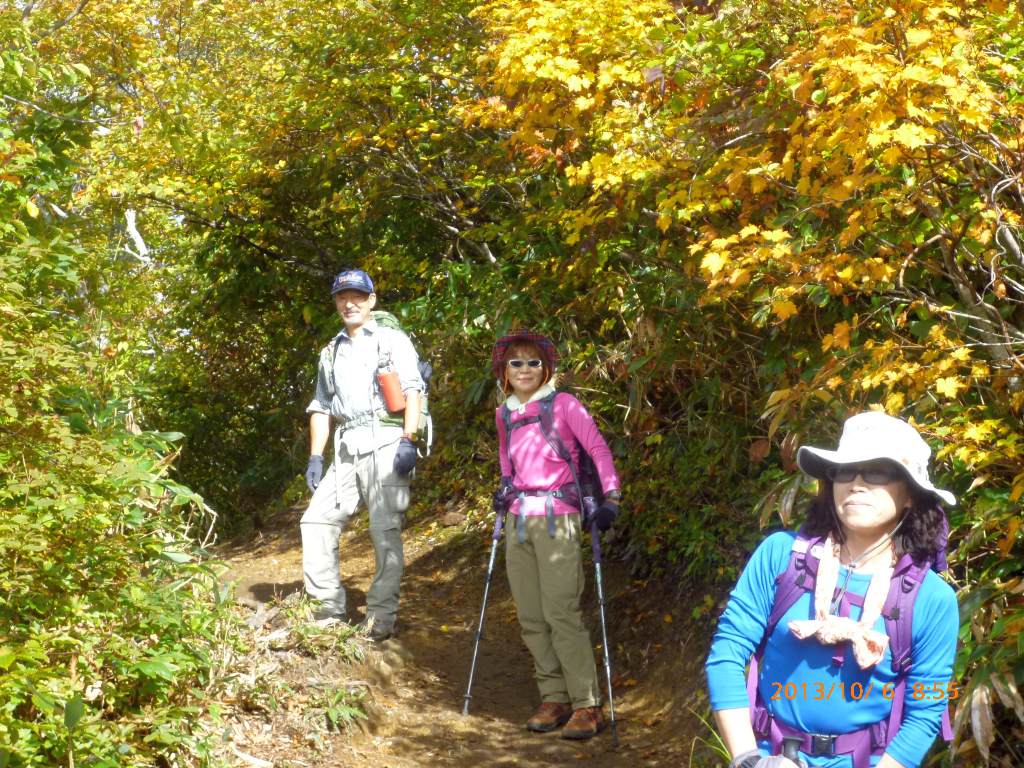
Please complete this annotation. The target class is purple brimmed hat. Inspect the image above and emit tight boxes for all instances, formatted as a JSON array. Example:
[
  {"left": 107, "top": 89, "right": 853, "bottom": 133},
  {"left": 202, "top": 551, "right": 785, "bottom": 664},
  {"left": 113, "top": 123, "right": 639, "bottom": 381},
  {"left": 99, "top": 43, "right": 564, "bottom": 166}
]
[{"left": 491, "top": 330, "right": 561, "bottom": 380}]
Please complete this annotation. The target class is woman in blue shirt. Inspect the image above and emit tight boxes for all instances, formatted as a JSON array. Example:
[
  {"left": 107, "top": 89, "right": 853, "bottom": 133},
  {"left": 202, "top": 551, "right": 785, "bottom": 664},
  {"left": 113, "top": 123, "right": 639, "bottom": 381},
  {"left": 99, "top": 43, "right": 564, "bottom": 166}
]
[{"left": 706, "top": 412, "right": 959, "bottom": 768}]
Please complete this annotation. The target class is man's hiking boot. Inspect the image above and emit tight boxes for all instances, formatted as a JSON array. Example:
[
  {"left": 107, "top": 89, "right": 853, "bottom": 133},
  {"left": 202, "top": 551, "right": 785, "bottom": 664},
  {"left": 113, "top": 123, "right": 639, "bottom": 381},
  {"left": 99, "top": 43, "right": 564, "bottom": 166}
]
[
  {"left": 526, "top": 702, "right": 573, "bottom": 733},
  {"left": 359, "top": 618, "right": 396, "bottom": 642},
  {"left": 560, "top": 707, "right": 607, "bottom": 740}
]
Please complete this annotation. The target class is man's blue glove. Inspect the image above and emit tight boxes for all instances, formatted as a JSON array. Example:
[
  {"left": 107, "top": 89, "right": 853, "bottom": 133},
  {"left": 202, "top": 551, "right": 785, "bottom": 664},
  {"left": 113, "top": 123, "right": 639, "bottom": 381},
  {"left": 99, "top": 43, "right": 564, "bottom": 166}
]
[
  {"left": 493, "top": 475, "right": 513, "bottom": 513},
  {"left": 394, "top": 437, "right": 417, "bottom": 477},
  {"left": 306, "top": 455, "right": 324, "bottom": 494},
  {"left": 589, "top": 499, "right": 620, "bottom": 532}
]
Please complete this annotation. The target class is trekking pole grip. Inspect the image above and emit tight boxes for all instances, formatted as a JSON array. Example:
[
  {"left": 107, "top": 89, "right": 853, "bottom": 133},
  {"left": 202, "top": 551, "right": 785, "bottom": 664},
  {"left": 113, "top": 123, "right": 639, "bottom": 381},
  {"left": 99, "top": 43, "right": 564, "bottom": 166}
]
[{"left": 492, "top": 510, "right": 505, "bottom": 541}]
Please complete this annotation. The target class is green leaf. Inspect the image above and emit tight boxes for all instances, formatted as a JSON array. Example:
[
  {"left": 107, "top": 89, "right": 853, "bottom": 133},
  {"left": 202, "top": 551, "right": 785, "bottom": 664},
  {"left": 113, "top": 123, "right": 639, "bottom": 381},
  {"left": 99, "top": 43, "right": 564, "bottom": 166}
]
[
  {"left": 626, "top": 353, "right": 654, "bottom": 373},
  {"left": 64, "top": 694, "right": 85, "bottom": 729},
  {"left": 135, "top": 659, "right": 178, "bottom": 680},
  {"left": 811, "top": 89, "right": 828, "bottom": 105},
  {"left": 0, "top": 647, "right": 16, "bottom": 669},
  {"left": 32, "top": 694, "right": 55, "bottom": 714},
  {"left": 160, "top": 550, "right": 192, "bottom": 563}
]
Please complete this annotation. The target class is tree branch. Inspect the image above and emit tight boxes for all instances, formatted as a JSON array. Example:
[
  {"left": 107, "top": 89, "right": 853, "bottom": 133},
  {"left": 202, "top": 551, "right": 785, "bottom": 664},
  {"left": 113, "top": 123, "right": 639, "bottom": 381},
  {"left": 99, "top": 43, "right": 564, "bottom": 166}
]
[
  {"left": 31, "top": 0, "right": 91, "bottom": 42},
  {"left": 2, "top": 94, "right": 139, "bottom": 126},
  {"left": 21, "top": 0, "right": 39, "bottom": 26}
]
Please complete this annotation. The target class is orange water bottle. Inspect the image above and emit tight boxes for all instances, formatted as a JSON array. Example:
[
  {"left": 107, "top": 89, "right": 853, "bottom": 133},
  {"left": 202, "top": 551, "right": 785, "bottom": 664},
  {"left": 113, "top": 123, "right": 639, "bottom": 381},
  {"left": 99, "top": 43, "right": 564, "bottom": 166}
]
[{"left": 377, "top": 364, "right": 406, "bottom": 413}]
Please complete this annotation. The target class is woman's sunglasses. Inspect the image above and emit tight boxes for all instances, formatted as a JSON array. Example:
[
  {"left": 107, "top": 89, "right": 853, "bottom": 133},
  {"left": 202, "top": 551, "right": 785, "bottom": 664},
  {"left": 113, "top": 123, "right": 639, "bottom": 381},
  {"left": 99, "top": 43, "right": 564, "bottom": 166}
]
[
  {"left": 826, "top": 465, "right": 904, "bottom": 485},
  {"left": 507, "top": 359, "right": 543, "bottom": 369}
]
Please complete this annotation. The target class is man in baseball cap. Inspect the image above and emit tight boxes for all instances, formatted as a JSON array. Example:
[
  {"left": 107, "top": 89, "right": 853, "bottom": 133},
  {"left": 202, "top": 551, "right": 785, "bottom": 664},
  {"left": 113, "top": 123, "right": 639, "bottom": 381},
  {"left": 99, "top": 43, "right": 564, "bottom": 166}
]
[{"left": 300, "top": 269, "right": 424, "bottom": 640}]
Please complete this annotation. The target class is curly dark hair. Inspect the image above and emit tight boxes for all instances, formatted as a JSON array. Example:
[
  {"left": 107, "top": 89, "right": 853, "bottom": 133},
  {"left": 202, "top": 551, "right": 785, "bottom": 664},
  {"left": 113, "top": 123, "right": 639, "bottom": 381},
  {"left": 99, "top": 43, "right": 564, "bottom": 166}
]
[{"left": 803, "top": 470, "right": 947, "bottom": 564}]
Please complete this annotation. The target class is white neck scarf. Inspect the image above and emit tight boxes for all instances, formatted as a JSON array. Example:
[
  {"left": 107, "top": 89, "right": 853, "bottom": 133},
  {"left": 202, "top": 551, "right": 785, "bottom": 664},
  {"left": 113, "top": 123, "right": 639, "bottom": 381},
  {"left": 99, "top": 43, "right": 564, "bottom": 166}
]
[
  {"left": 505, "top": 383, "right": 556, "bottom": 411},
  {"left": 787, "top": 534, "right": 895, "bottom": 669}
]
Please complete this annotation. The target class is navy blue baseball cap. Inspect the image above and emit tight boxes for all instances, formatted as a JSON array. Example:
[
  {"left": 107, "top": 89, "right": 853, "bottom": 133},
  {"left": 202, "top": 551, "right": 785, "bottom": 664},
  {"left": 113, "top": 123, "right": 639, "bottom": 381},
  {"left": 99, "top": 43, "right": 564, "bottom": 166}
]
[{"left": 331, "top": 270, "right": 375, "bottom": 295}]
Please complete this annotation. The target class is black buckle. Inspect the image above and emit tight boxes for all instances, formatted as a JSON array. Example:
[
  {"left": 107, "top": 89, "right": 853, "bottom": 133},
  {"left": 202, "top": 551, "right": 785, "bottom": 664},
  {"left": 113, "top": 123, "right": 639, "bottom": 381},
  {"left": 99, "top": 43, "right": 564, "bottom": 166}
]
[{"left": 811, "top": 734, "right": 835, "bottom": 756}]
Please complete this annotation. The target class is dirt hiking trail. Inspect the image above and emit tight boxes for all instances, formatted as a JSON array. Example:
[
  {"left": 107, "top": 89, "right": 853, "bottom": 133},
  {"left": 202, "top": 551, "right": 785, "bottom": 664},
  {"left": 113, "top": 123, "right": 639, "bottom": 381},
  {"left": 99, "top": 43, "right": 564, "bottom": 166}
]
[{"left": 215, "top": 507, "right": 720, "bottom": 767}]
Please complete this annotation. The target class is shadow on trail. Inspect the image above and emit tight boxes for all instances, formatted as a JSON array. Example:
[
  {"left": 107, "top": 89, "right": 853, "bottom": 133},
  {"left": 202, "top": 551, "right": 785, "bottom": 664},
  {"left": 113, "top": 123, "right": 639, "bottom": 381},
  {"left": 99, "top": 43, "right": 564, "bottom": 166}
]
[
  {"left": 374, "top": 523, "right": 684, "bottom": 767},
  {"left": 223, "top": 509, "right": 716, "bottom": 766},
  {"left": 248, "top": 579, "right": 304, "bottom": 603}
]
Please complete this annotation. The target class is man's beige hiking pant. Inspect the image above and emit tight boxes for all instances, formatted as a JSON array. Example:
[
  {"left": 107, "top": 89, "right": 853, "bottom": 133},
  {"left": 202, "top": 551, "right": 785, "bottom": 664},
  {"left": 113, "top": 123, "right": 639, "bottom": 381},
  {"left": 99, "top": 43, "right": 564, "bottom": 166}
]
[
  {"left": 301, "top": 437, "right": 409, "bottom": 623},
  {"left": 506, "top": 512, "right": 602, "bottom": 710}
]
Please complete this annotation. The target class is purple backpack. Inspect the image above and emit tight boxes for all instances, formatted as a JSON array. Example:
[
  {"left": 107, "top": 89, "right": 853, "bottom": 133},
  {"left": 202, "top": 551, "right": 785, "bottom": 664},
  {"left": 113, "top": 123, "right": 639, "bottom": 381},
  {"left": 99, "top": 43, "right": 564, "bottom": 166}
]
[{"left": 746, "top": 527, "right": 953, "bottom": 768}]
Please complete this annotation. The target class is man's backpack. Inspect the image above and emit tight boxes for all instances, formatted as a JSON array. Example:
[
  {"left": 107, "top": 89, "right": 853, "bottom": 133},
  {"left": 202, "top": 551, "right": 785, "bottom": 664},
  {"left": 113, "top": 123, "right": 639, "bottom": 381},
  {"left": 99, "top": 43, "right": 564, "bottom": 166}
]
[
  {"left": 498, "top": 390, "right": 605, "bottom": 515},
  {"left": 321, "top": 310, "right": 433, "bottom": 454},
  {"left": 746, "top": 526, "right": 953, "bottom": 768}
]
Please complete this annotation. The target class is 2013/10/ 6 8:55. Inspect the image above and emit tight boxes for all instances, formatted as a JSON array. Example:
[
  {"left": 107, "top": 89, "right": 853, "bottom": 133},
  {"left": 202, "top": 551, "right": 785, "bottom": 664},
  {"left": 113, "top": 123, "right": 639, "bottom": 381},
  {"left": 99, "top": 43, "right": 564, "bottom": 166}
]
[{"left": 770, "top": 682, "right": 960, "bottom": 701}]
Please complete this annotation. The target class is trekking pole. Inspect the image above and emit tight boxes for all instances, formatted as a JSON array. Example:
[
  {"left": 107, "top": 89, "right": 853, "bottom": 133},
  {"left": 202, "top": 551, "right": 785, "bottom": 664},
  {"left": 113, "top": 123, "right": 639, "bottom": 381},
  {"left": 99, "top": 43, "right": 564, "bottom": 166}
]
[
  {"left": 461, "top": 510, "right": 505, "bottom": 716},
  {"left": 590, "top": 523, "right": 619, "bottom": 747}
]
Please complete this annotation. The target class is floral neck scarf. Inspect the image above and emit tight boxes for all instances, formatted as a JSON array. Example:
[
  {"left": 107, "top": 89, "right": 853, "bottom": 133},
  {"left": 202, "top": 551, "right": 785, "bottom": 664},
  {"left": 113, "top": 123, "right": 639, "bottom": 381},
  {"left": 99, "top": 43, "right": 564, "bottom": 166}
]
[{"left": 788, "top": 534, "right": 895, "bottom": 669}]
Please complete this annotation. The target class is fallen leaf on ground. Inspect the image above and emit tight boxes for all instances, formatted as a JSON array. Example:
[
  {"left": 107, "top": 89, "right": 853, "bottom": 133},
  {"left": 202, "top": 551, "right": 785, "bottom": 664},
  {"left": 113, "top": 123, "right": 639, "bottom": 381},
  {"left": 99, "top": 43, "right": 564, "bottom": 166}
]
[
  {"left": 642, "top": 716, "right": 662, "bottom": 727},
  {"left": 575, "top": 753, "right": 592, "bottom": 759}
]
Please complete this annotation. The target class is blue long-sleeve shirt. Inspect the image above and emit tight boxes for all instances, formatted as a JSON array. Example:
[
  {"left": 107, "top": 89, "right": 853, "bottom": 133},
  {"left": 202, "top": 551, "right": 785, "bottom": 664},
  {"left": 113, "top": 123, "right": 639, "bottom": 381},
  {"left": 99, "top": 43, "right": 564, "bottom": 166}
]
[{"left": 706, "top": 531, "right": 958, "bottom": 768}]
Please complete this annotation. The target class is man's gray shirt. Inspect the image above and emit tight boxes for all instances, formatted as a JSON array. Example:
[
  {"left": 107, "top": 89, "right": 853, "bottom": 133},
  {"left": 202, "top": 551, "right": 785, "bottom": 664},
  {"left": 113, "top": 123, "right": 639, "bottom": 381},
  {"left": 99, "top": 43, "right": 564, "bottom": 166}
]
[{"left": 306, "top": 319, "right": 424, "bottom": 454}]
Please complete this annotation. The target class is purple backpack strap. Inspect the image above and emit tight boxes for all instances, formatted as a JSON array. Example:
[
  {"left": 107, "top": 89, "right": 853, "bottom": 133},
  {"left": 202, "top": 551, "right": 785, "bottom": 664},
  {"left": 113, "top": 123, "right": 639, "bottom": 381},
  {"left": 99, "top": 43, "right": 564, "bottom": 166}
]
[
  {"left": 880, "top": 554, "right": 955, "bottom": 746},
  {"left": 765, "top": 531, "right": 827, "bottom": 638},
  {"left": 748, "top": 529, "right": 827, "bottom": 735},
  {"left": 883, "top": 554, "right": 929, "bottom": 674}
]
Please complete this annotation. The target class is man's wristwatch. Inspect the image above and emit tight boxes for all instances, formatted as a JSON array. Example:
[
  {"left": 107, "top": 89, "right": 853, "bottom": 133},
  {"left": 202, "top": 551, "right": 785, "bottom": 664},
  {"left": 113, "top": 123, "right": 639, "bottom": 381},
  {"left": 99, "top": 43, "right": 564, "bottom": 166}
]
[{"left": 606, "top": 490, "right": 623, "bottom": 502}]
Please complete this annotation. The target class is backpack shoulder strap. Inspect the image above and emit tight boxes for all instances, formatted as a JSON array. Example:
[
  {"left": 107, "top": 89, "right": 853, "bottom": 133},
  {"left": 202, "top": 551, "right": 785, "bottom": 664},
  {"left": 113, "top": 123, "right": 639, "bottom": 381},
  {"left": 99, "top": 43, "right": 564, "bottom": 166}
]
[
  {"left": 502, "top": 392, "right": 577, "bottom": 487},
  {"left": 500, "top": 404, "right": 516, "bottom": 479},
  {"left": 883, "top": 554, "right": 930, "bottom": 674},
  {"left": 325, "top": 332, "right": 347, "bottom": 396},
  {"left": 764, "top": 528, "right": 827, "bottom": 644},
  {"left": 373, "top": 324, "right": 396, "bottom": 370},
  {"left": 748, "top": 528, "right": 826, "bottom": 734},
  {"left": 874, "top": 555, "right": 942, "bottom": 750},
  {"left": 537, "top": 392, "right": 573, "bottom": 464}
]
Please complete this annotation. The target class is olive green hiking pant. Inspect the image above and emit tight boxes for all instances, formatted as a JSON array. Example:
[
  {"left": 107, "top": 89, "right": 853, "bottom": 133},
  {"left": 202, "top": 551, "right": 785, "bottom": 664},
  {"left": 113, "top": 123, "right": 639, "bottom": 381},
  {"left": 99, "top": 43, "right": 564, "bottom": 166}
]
[{"left": 506, "top": 512, "right": 602, "bottom": 710}]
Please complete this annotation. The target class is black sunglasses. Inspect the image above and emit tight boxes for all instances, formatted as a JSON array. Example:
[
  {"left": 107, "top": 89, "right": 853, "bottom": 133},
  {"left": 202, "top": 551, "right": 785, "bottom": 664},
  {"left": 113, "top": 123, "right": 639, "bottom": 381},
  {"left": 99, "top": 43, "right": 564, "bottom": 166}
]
[
  {"left": 507, "top": 359, "right": 543, "bottom": 369},
  {"left": 826, "top": 465, "right": 905, "bottom": 485}
]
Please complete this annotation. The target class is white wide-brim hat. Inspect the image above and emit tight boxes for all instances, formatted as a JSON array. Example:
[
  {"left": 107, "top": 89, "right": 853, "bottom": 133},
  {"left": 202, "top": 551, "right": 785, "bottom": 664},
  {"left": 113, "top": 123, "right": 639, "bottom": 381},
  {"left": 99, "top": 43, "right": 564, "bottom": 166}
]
[{"left": 796, "top": 411, "right": 956, "bottom": 506}]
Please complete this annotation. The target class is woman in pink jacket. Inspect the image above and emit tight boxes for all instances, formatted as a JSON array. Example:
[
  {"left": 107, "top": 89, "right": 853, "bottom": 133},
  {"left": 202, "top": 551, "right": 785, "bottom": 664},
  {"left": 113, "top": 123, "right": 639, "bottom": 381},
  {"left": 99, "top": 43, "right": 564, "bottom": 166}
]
[{"left": 491, "top": 330, "right": 623, "bottom": 740}]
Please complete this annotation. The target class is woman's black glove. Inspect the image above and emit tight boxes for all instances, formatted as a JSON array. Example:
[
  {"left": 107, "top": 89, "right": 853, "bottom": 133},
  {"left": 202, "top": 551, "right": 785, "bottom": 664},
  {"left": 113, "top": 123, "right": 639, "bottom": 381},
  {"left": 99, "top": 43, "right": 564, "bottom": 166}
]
[
  {"left": 393, "top": 437, "right": 417, "bottom": 476},
  {"left": 589, "top": 499, "right": 620, "bottom": 532},
  {"left": 493, "top": 475, "right": 513, "bottom": 513},
  {"left": 305, "top": 455, "right": 324, "bottom": 494}
]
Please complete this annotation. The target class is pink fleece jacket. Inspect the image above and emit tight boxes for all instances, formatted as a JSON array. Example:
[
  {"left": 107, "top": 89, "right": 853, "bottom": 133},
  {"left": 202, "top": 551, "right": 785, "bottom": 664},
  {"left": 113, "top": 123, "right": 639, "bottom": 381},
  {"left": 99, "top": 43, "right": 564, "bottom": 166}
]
[{"left": 496, "top": 392, "right": 621, "bottom": 517}]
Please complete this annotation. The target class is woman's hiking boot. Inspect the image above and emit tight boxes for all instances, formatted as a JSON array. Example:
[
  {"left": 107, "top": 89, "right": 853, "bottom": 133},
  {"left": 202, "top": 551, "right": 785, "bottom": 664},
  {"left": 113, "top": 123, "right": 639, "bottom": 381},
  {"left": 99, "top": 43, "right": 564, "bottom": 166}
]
[
  {"left": 526, "top": 702, "right": 573, "bottom": 732},
  {"left": 560, "top": 707, "right": 607, "bottom": 740}
]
